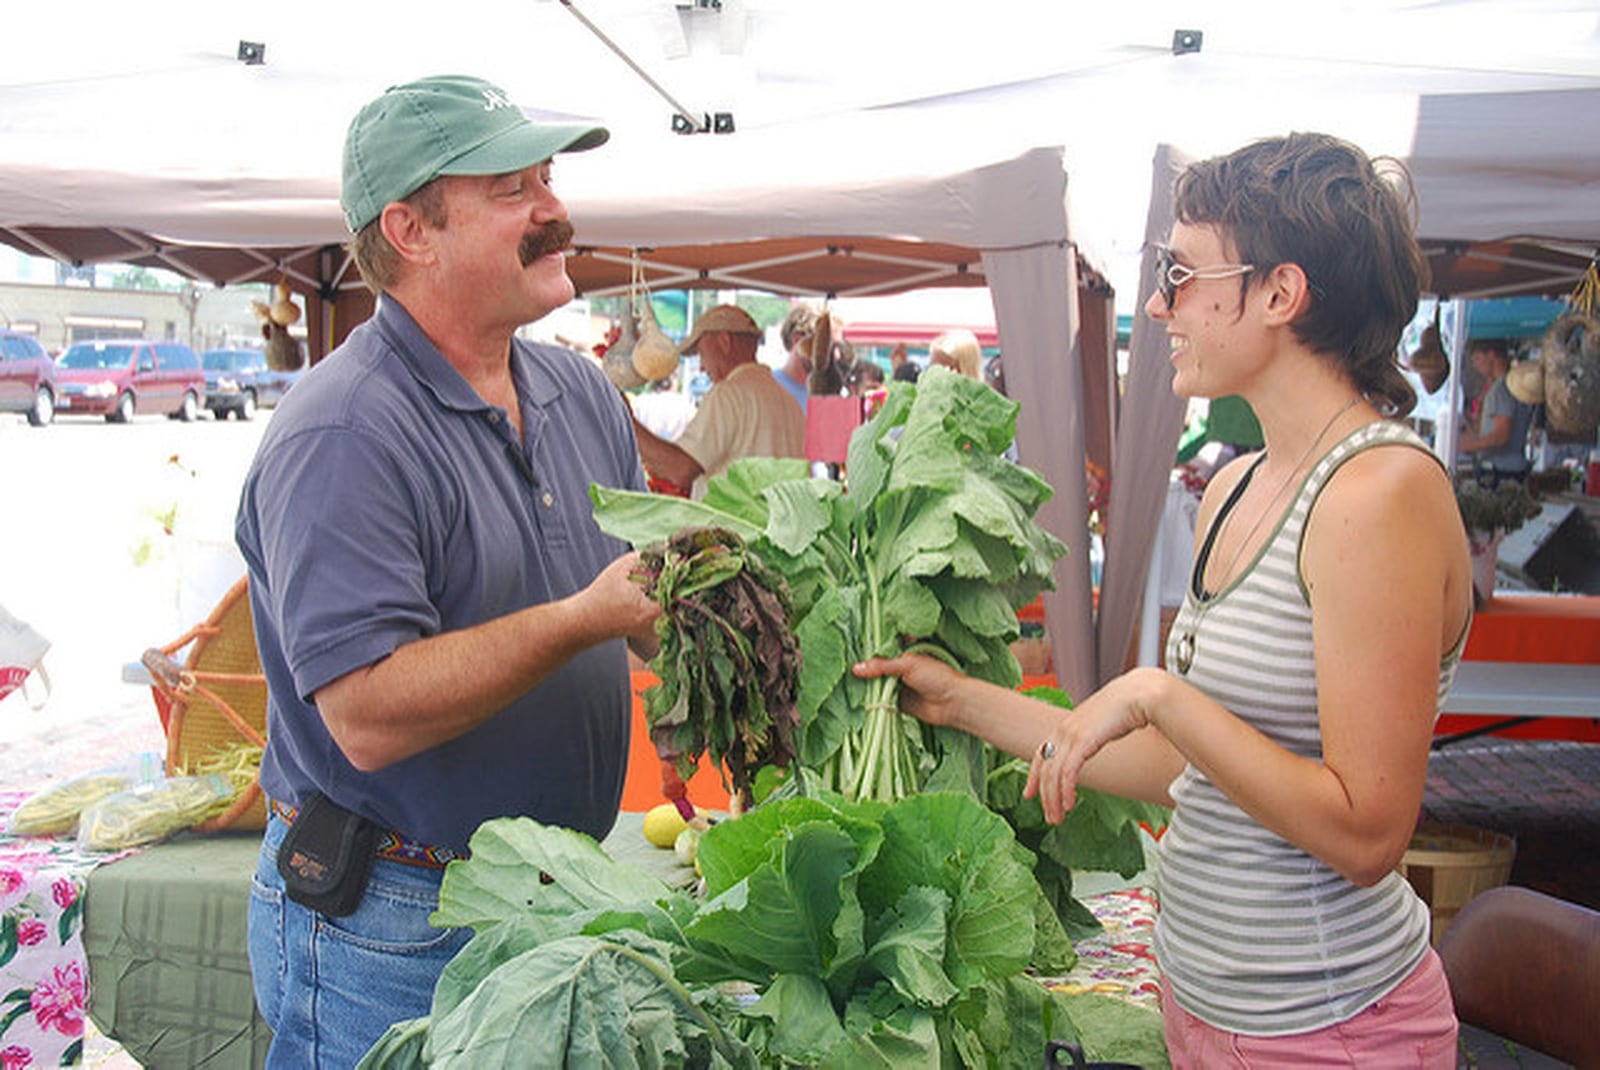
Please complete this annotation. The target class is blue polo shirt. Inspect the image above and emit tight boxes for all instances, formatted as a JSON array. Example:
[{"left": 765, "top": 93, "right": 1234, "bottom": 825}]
[{"left": 235, "top": 298, "right": 647, "bottom": 853}]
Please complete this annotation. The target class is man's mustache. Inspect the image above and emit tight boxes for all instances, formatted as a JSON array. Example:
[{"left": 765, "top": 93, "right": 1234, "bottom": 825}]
[{"left": 519, "top": 220, "right": 575, "bottom": 266}]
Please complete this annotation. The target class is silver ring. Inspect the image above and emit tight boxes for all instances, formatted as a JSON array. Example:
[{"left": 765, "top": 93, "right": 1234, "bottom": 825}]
[{"left": 1040, "top": 740, "right": 1056, "bottom": 760}]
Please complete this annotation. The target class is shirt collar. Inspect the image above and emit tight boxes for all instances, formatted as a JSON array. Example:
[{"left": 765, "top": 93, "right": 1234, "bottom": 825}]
[{"left": 373, "top": 296, "right": 565, "bottom": 414}]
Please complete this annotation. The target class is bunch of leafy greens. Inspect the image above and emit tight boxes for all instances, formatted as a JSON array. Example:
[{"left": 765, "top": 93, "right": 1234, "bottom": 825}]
[
  {"left": 359, "top": 787, "right": 1175, "bottom": 1069},
  {"left": 593, "top": 369, "right": 1068, "bottom": 803},
  {"left": 634, "top": 526, "right": 801, "bottom": 802}
]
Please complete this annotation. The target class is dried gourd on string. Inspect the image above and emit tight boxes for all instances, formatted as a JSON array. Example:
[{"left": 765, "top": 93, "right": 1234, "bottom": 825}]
[
  {"left": 602, "top": 253, "right": 679, "bottom": 388},
  {"left": 633, "top": 526, "right": 800, "bottom": 802}
]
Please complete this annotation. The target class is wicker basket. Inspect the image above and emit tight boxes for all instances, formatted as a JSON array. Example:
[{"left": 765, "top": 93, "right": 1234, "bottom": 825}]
[
  {"left": 141, "top": 576, "right": 268, "bottom": 832},
  {"left": 1400, "top": 822, "right": 1516, "bottom": 947}
]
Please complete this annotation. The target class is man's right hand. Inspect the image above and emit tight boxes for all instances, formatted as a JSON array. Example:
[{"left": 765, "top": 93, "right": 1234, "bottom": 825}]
[{"left": 586, "top": 551, "right": 662, "bottom": 649}]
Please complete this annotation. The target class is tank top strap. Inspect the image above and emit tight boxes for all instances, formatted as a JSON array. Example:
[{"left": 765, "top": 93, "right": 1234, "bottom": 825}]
[{"left": 1294, "top": 419, "right": 1434, "bottom": 515}]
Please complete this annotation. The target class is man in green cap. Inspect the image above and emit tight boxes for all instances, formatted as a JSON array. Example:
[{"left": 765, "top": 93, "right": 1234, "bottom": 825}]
[{"left": 236, "top": 74, "right": 660, "bottom": 1067}]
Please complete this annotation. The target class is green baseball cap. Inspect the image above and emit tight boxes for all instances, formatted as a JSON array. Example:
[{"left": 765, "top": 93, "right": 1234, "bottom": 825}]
[{"left": 341, "top": 74, "right": 609, "bottom": 233}]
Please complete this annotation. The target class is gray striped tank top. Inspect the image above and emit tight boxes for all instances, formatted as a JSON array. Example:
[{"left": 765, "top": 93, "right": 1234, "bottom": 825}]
[{"left": 1156, "top": 419, "right": 1463, "bottom": 1035}]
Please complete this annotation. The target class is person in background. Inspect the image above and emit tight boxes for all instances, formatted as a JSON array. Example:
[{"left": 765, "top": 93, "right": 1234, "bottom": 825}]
[
  {"left": 892, "top": 359, "right": 921, "bottom": 384},
  {"left": 1457, "top": 338, "right": 1534, "bottom": 484},
  {"left": 984, "top": 353, "right": 1007, "bottom": 396},
  {"left": 235, "top": 74, "right": 661, "bottom": 1068},
  {"left": 630, "top": 304, "right": 805, "bottom": 499},
  {"left": 773, "top": 302, "right": 817, "bottom": 412},
  {"left": 849, "top": 359, "right": 885, "bottom": 396},
  {"left": 928, "top": 328, "right": 984, "bottom": 380},
  {"left": 888, "top": 341, "right": 911, "bottom": 378},
  {"left": 857, "top": 132, "right": 1468, "bottom": 1067}
]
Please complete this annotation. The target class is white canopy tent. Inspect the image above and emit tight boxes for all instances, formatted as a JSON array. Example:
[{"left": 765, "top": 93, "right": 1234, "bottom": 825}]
[{"left": 4, "top": 0, "right": 1600, "bottom": 702}]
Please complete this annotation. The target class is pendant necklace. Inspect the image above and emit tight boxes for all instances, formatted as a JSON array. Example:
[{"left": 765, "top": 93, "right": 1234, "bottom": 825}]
[{"left": 1173, "top": 394, "right": 1363, "bottom": 675}]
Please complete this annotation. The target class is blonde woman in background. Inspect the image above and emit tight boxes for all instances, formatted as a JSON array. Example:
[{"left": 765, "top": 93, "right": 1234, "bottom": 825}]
[{"left": 928, "top": 328, "right": 983, "bottom": 379}]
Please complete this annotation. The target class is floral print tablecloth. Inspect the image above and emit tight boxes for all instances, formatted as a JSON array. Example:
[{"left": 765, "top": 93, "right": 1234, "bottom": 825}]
[
  {"left": 1043, "top": 886, "right": 1163, "bottom": 1011},
  {"left": 0, "top": 789, "right": 127, "bottom": 1068}
]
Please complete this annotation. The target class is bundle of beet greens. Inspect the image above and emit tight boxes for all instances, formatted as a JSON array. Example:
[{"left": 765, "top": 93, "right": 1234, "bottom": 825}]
[{"left": 634, "top": 526, "right": 801, "bottom": 804}]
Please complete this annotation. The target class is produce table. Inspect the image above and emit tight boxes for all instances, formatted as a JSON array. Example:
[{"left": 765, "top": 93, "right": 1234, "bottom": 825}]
[{"left": 80, "top": 815, "right": 1161, "bottom": 1068}]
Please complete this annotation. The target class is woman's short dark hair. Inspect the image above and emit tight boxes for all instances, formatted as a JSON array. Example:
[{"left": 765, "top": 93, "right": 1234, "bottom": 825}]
[{"left": 1174, "top": 132, "right": 1424, "bottom": 416}]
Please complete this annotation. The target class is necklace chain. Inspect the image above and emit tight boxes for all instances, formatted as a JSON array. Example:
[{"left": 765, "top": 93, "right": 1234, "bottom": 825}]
[{"left": 1174, "top": 394, "right": 1363, "bottom": 674}]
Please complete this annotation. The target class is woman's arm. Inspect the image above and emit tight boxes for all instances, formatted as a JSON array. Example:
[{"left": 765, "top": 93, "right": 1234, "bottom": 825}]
[
  {"left": 1031, "top": 447, "right": 1467, "bottom": 885},
  {"left": 850, "top": 656, "right": 1186, "bottom": 808}
]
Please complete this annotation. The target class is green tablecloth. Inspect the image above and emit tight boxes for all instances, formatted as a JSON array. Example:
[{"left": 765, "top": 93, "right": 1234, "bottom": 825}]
[
  {"left": 83, "top": 832, "right": 270, "bottom": 1070},
  {"left": 80, "top": 813, "right": 692, "bottom": 1069}
]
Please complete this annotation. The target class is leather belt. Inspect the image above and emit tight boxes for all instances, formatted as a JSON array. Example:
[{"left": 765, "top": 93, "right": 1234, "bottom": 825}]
[{"left": 268, "top": 798, "right": 463, "bottom": 870}]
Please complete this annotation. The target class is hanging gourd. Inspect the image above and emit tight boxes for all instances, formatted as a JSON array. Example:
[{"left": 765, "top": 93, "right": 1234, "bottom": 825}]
[
  {"left": 602, "top": 252, "right": 677, "bottom": 388},
  {"left": 632, "top": 295, "right": 680, "bottom": 382},
  {"left": 250, "top": 280, "right": 306, "bottom": 372}
]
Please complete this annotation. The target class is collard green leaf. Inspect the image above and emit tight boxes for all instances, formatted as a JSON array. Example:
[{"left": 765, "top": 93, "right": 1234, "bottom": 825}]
[
  {"left": 864, "top": 795, "right": 1037, "bottom": 988},
  {"left": 1059, "top": 992, "right": 1171, "bottom": 1070},
  {"left": 1039, "top": 793, "right": 1157, "bottom": 880},
  {"left": 794, "top": 585, "right": 860, "bottom": 733},
  {"left": 695, "top": 796, "right": 883, "bottom": 898},
  {"left": 876, "top": 574, "right": 942, "bottom": 645},
  {"left": 431, "top": 818, "right": 672, "bottom": 933},
  {"left": 356, "top": 1017, "right": 430, "bottom": 1069},
  {"left": 836, "top": 986, "right": 942, "bottom": 1068},
  {"left": 863, "top": 885, "right": 960, "bottom": 1008},
  {"left": 703, "top": 456, "right": 811, "bottom": 521},
  {"left": 431, "top": 919, "right": 552, "bottom": 1024},
  {"left": 421, "top": 933, "right": 729, "bottom": 1069},
  {"left": 763, "top": 477, "right": 843, "bottom": 557},
  {"left": 589, "top": 484, "right": 760, "bottom": 546},
  {"left": 687, "top": 822, "right": 866, "bottom": 980},
  {"left": 928, "top": 576, "right": 1022, "bottom": 641},
  {"left": 843, "top": 382, "right": 917, "bottom": 505},
  {"left": 742, "top": 973, "right": 851, "bottom": 1066}
]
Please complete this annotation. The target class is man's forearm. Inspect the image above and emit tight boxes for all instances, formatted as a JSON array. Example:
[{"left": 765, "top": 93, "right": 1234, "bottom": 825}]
[
  {"left": 314, "top": 597, "right": 608, "bottom": 772},
  {"left": 631, "top": 417, "right": 703, "bottom": 488}
]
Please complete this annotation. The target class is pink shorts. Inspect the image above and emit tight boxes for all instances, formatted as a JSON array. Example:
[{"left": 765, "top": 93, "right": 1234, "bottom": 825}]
[{"left": 1159, "top": 948, "right": 1458, "bottom": 1068}]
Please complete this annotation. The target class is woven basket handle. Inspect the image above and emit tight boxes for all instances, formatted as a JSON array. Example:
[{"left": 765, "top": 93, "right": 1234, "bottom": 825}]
[{"left": 141, "top": 648, "right": 186, "bottom": 695}]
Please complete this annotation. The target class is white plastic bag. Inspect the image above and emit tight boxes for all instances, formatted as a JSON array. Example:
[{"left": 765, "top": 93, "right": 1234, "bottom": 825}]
[{"left": 0, "top": 603, "right": 51, "bottom": 709}]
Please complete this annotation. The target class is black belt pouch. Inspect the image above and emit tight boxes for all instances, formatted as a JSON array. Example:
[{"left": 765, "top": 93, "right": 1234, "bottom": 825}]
[{"left": 276, "top": 792, "right": 378, "bottom": 917}]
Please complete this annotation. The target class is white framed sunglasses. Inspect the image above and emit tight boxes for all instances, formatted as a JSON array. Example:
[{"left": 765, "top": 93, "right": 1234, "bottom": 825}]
[{"left": 1154, "top": 245, "right": 1255, "bottom": 310}]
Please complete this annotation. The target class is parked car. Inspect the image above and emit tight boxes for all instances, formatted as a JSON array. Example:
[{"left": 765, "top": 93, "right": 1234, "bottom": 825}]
[
  {"left": 55, "top": 339, "right": 205, "bottom": 422},
  {"left": 200, "top": 347, "right": 300, "bottom": 420},
  {"left": 0, "top": 330, "right": 57, "bottom": 426}
]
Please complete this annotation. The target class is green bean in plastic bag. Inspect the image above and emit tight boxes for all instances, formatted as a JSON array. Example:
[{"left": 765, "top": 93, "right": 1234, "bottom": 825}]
[
  {"left": 7, "top": 753, "right": 164, "bottom": 837},
  {"left": 75, "top": 774, "right": 237, "bottom": 851}
]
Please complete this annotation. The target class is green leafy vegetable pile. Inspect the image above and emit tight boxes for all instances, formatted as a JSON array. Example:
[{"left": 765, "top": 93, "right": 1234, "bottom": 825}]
[
  {"left": 592, "top": 368, "right": 1068, "bottom": 803},
  {"left": 359, "top": 786, "right": 1172, "bottom": 1069},
  {"left": 634, "top": 526, "right": 801, "bottom": 802}
]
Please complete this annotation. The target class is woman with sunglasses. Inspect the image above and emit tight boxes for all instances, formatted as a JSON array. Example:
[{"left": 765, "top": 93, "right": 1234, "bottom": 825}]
[{"left": 856, "top": 132, "right": 1470, "bottom": 1066}]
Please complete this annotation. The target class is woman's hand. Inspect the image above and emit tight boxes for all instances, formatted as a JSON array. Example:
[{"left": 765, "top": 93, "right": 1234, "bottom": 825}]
[
  {"left": 851, "top": 652, "right": 968, "bottom": 727},
  {"left": 1027, "top": 669, "right": 1162, "bottom": 824}
]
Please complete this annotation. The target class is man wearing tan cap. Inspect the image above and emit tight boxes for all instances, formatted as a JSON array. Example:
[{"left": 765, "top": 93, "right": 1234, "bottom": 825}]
[
  {"left": 631, "top": 304, "right": 806, "bottom": 498},
  {"left": 236, "top": 74, "right": 660, "bottom": 1066}
]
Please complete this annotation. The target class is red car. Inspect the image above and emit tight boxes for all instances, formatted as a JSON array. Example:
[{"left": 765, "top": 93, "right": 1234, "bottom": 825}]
[
  {"left": 55, "top": 339, "right": 205, "bottom": 422},
  {"left": 0, "top": 330, "right": 58, "bottom": 426}
]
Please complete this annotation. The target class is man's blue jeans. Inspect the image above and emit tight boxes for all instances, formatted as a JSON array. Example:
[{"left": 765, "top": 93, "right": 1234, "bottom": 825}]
[{"left": 248, "top": 813, "right": 471, "bottom": 1068}]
